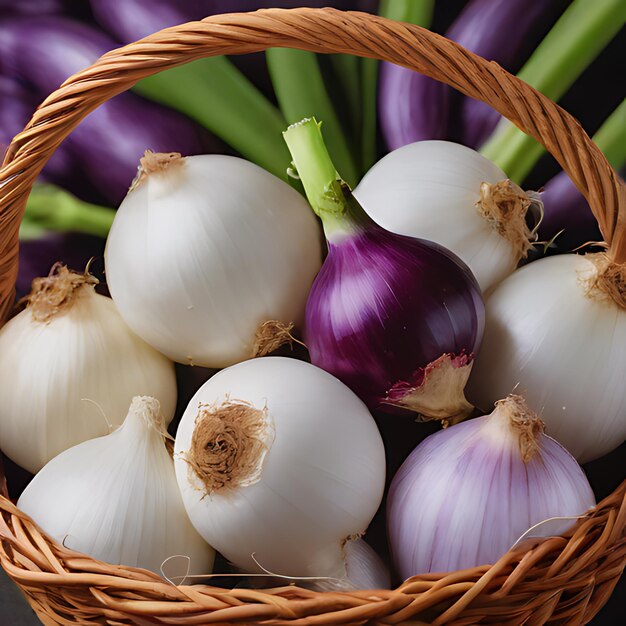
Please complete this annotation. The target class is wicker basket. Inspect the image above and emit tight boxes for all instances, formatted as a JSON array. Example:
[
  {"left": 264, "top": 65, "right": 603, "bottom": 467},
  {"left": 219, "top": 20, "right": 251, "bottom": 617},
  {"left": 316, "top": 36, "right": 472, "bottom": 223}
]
[{"left": 0, "top": 8, "right": 625, "bottom": 625}]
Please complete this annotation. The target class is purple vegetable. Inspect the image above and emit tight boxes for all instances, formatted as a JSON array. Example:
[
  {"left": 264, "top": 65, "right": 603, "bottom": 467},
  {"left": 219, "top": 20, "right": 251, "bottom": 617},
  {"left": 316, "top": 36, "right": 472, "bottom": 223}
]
[
  {"left": 380, "top": 0, "right": 566, "bottom": 150},
  {"left": 0, "top": 16, "right": 211, "bottom": 204},
  {"left": 538, "top": 171, "right": 601, "bottom": 250},
  {"left": 0, "top": 76, "right": 76, "bottom": 190},
  {"left": 0, "top": 0, "right": 67, "bottom": 15},
  {"left": 454, "top": 0, "right": 567, "bottom": 148},
  {"left": 284, "top": 118, "right": 484, "bottom": 422},
  {"left": 91, "top": 0, "right": 376, "bottom": 41}
]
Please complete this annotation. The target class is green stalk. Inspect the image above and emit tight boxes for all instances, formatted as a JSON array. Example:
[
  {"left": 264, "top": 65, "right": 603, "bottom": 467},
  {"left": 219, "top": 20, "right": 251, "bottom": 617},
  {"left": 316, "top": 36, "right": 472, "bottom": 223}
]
[
  {"left": 329, "top": 54, "right": 362, "bottom": 146},
  {"left": 593, "top": 99, "right": 626, "bottom": 169},
  {"left": 21, "top": 185, "right": 115, "bottom": 239},
  {"left": 283, "top": 118, "right": 351, "bottom": 237},
  {"left": 267, "top": 48, "right": 358, "bottom": 187},
  {"left": 134, "top": 57, "right": 289, "bottom": 179},
  {"left": 481, "top": 0, "right": 626, "bottom": 182},
  {"left": 379, "top": 0, "right": 435, "bottom": 25}
]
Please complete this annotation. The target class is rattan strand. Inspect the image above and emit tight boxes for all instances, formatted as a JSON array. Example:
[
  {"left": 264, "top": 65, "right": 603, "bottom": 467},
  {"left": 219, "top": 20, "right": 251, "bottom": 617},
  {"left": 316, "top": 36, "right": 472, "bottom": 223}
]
[{"left": 0, "top": 8, "right": 624, "bottom": 625}]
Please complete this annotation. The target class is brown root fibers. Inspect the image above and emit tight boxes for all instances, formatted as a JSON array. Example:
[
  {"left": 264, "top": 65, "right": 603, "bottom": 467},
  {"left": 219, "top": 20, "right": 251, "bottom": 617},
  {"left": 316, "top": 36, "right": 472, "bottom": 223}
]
[
  {"left": 495, "top": 395, "right": 545, "bottom": 463},
  {"left": 25, "top": 264, "right": 98, "bottom": 323},
  {"left": 188, "top": 399, "right": 273, "bottom": 496}
]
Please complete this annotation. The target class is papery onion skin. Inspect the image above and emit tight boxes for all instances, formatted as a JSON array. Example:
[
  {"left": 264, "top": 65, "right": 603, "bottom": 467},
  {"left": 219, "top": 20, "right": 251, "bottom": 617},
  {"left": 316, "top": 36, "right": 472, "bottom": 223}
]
[
  {"left": 354, "top": 140, "right": 519, "bottom": 292},
  {"left": 0, "top": 279, "right": 176, "bottom": 473},
  {"left": 174, "top": 357, "right": 386, "bottom": 578},
  {"left": 468, "top": 254, "right": 626, "bottom": 463},
  {"left": 18, "top": 397, "right": 214, "bottom": 577},
  {"left": 387, "top": 398, "right": 595, "bottom": 579},
  {"left": 305, "top": 226, "right": 484, "bottom": 415},
  {"left": 105, "top": 153, "right": 322, "bottom": 368}
]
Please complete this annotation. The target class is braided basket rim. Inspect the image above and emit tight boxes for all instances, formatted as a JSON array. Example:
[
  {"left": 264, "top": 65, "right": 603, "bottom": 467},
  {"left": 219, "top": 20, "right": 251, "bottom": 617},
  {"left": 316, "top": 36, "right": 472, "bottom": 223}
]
[{"left": 0, "top": 7, "right": 624, "bottom": 625}]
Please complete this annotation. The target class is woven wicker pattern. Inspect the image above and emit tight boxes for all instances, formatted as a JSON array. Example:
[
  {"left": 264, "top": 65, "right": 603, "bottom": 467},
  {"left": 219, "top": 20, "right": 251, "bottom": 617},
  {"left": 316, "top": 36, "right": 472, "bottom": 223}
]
[{"left": 0, "top": 8, "right": 624, "bottom": 624}]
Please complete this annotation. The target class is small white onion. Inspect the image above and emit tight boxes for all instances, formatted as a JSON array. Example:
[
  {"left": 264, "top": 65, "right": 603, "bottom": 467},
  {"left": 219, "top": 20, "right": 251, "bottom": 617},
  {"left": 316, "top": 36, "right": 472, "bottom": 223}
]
[
  {"left": 18, "top": 397, "right": 214, "bottom": 578},
  {"left": 468, "top": 254, "right": 626, "bottom": 463},
  {"left": 0, "top": 267, "right": 176, "bottom": 473},
  {"left": 105, "top": 152, "right": 322, "bottom": 368},
  {"left": 174, "top": 357, "right": 386, "bottom": 579},
  {"left": 354, "top": 140, "right": 536, "bottom": 292}
]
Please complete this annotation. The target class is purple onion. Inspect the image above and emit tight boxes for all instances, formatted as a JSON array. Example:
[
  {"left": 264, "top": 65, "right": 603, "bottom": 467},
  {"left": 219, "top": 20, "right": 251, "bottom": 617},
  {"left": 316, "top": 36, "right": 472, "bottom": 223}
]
[
  {"left": 387, "top": 395, "right": 595, "bottom": 579},
  {"left": 380, "top": 0, "right": 566, "bottom": 150},
  {"left": 0, "top": 16, "right": 211, "bottom": 205},
  {"left": 538, "top": 171, "right": 602, "bottom": 251},
  {"left": 284, "top": 118, "right": 484, "bottom": 421}
]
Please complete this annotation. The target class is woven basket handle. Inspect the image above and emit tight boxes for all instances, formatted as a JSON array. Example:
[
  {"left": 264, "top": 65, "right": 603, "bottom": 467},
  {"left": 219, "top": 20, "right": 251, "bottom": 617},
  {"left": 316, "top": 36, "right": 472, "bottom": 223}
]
[{"left": 0, "top": 7, "right": 624, "bottom": 319}]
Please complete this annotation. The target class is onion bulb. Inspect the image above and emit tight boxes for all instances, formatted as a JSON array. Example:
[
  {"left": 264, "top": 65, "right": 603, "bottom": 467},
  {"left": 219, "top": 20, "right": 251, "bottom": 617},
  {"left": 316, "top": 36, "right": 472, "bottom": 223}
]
[
  {"left": 0, "top": 265, "right": 176, "bottom": 473},
  {"left": 283, "top": 119, "right": 484, "bottom": 422},
  {"left": 354, "top": 141, "right": 541, "bottom": 292},
  {"left": 387, "top": 395, "right": 595, "bottom": 579},
  {"left": 18, "top": 397, "right": 214, "bottom": 577},
  {"left": 105, "top": 151, "right": 322, "bottom": 368},
  {"left": 469, "top": 253, "right": 626, "bottom": 463},
  {"left": 174, "top": 356, "right": 386, "bottom": 580}
]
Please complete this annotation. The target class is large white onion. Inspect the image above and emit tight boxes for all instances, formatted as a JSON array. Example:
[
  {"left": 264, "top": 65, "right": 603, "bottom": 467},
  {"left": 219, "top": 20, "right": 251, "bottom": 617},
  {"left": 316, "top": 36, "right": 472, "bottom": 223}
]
[
  {"left": 468, "top": 254, "right": 626, "bottom": 463},
  {"left": 174, "top": 357, "right": 386, "bottom": 579},
  {"left": 105, "top": 152, "right": 322, "bottom": 368}
]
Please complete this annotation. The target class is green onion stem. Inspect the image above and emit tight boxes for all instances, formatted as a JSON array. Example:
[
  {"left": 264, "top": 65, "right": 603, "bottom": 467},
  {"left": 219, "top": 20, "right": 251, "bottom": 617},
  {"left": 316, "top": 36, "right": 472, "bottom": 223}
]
[
  {"left": 267, "top": 48, "right": 358, "bottom": 187},
  {"left": 21, "top": 185, "right": 115, "bottom": 239},
  {"left": 329, "top": 54, "right": 361, "bottom": 146},
  {"left": 134, "top": 57, "right": 290, "bottom": 179},
  {"left": 379, "top": 0, "right": 435, "bottom": 25},
  {"left": 283, "top": 118, "right": 349, "bottom": 235},
  {"left": 481, "top": 0, "right": 626, "bottom": 182},
  {"left": 593, "top": 99, "right": 626, "bottom": 170}
]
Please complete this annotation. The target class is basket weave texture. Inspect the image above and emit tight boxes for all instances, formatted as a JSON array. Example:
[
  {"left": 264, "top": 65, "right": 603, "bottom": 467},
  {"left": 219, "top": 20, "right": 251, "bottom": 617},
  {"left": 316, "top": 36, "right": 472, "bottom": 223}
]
[{"left": 0, "top": 8, "right": 624, "bottom": 625}]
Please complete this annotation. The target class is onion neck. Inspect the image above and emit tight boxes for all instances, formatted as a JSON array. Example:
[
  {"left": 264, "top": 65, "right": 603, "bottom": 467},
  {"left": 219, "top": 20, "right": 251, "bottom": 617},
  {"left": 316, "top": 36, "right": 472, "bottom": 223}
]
[
  {"left": 584, "top": 252, "right": 626, "bottom": 310},
  {"left": 122, "top": 396, "right": 168, "bottom": 442},
  {"left": 26, "top": 264, "right": 98, "bottom": 323},
  {"left": 130, "top": 150, "right": 183, "bottom": 192},
  {"left": 283, "top": 117, "right": 373, "bottom": 242},
  {"left": 484, "top": 395, "right": 545, "bottom": 463}
]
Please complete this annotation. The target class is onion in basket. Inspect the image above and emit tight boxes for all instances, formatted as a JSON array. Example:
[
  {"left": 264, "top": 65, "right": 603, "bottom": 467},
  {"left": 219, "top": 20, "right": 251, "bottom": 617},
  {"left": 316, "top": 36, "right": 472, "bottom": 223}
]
[
  {"left": 0, "top": 265, "right": 176, "bottom": 474},
  {"left": 105, "top": 151, "right": 322, "bottom": 369},
  {"left": 174, "top": 357, "right": 386, "bottom": 583},
  {"left": 18, "top": 396, "right": 214, "bottom": 578},
  {"left": 468, "top": 253, "right": 626, "bottom": 463},
  {"left": 387, "top": 395, "right": 595, "bottom": 580}
]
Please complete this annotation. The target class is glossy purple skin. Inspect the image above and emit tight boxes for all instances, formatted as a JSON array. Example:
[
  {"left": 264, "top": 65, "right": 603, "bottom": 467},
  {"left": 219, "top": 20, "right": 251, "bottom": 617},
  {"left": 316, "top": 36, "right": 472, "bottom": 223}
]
[
  {"left": 379, "top": 0, "right": 566, "bottom": 150},
  {"left": 0, "top": 76, "right": 76, "bottom": 190},
  {"left": 305, "top": 225, "right": 484, "bottom": 412},
  {"left": 455, "top": 0, "right": 566, "bottom": 148},
  {"left": 0, "top": 16, "right": 209, "bottom": 205},
  {"left": 90, "top": 0, "right": 377, "bottom": 42},
  {"left": 538, "top": 171, "right": 602, "bottom": 250}
]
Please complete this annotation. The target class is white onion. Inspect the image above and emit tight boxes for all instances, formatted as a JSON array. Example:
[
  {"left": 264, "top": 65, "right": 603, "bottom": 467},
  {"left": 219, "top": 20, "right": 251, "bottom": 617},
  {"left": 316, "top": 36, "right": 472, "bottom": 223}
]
[
  {"left": 18, "top": 397, "right": 214, "bottom": 578},
  {"left": 105, "top": 152, "right": 322, "bottom": 368},
  {"left": 468, "top": 254, "right": 626, "bottom": 463},
  {"left": 0, "top": 267, "right": 176, "bottom": 473},
  {"left": 174, "top": 357, "right": 386, "bottom": 579},
  {"left": 354, "top": 140, "right": 538, "bottom": 292}
]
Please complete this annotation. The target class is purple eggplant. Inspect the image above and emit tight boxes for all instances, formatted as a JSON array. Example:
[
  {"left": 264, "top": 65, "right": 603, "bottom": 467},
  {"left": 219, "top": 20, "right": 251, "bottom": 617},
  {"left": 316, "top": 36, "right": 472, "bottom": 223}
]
[
  {"left": 0, "top": 16, "right": 213, "bottom": 205},
  {"left": 380, "top": 0, "right": 567, "bottom": 150},
  {"left": 0, "top": 0, "right": 67, "bottom": 15},
  {"left": 1, "top": 75, "right": 77, "bottom": 190},
  {"left": 538, "top": 171, "right": 602, "bottom": 251}
]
